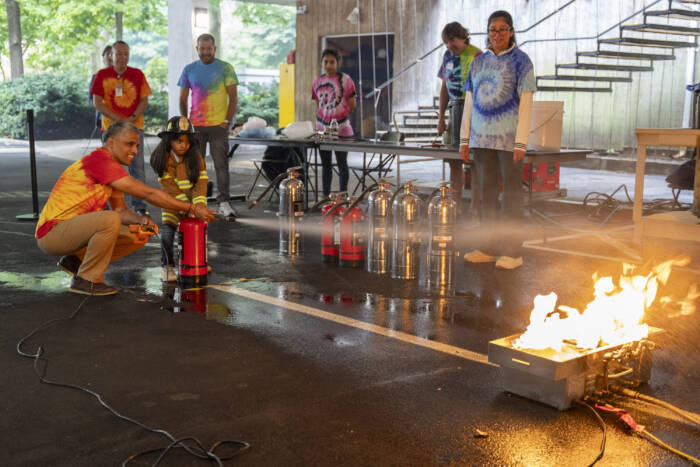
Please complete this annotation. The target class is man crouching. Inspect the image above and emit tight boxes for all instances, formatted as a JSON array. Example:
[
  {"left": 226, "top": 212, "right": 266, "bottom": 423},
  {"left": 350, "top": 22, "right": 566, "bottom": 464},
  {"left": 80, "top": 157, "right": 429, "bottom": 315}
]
[{"left": 35, "top": 121, "right": 217, "bottom": 296}]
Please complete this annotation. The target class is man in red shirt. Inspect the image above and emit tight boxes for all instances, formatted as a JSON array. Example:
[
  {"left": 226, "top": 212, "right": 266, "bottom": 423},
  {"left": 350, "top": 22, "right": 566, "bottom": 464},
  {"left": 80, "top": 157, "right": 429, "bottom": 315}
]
[
  {"left": 90, "top": 40, "right": 151, "bottom": 216},
  {"left": 36, "top": 122, "right": 217, "bottom": 296}
]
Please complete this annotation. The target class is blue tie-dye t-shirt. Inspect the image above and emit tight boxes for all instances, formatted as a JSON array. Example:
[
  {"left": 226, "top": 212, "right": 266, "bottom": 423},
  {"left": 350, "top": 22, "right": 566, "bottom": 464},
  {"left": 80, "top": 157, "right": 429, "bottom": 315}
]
[{"left": 464, "top": 46, "right": 536, "bottom": 151}]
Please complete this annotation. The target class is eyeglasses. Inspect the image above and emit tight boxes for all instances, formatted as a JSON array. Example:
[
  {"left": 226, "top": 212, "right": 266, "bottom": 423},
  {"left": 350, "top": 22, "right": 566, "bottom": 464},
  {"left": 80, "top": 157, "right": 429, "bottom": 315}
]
[{"left": 488, "top": 27, "right": 512, "bottom": 34}]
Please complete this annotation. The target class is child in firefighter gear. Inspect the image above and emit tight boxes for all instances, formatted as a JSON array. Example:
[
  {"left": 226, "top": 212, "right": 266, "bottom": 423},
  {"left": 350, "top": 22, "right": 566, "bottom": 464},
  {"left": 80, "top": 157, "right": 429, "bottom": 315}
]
[{"left": 150, "top": 116, "right": 209, "bottom": 282}]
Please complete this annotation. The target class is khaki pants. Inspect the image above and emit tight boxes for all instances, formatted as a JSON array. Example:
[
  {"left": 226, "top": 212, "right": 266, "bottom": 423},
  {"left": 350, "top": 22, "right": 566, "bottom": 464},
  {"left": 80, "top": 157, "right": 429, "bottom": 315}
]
[{"left": 37, "top": 211, "right": 145, "bottom": 283}]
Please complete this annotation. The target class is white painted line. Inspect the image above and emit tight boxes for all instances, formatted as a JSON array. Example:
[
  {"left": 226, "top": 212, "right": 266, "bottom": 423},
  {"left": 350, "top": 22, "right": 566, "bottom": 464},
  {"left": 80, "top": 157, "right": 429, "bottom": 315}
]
[{"left": 210, "top": 285, "right": 496, "bottom": 367}]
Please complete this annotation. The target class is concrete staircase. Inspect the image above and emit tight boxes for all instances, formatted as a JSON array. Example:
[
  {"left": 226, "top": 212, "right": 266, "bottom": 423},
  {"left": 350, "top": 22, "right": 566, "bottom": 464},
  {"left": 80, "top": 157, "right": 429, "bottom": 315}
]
[
  {"left": 537, "top": 0, "right": 700, "bottom": 92},
  {"left": 389, "top": 96, "right": 443, "bottom": 143}
]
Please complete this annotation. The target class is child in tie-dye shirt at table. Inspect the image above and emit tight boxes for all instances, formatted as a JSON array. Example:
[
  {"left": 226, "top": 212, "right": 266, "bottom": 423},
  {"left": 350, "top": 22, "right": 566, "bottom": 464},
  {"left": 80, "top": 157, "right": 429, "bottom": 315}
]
[{"left": 311, "top": 49, "right": 357, "bottom": 197}]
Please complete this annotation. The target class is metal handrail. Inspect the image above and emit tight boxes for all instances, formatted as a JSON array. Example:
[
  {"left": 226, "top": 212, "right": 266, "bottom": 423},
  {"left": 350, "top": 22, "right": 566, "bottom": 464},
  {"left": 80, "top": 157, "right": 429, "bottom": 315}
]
[
  {"left": 365, "top": 0, "right": 577, "bottom": 99},
  {"left": 519, "top": 0, "right": 663, "bottom": 47}
]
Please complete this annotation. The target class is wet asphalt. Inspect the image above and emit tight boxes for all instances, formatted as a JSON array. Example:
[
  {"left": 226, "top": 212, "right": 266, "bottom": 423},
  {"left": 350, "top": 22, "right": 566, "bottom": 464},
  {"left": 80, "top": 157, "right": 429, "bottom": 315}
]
[{"left": 1, "top": 147, "right": 699, "bottom": 466}]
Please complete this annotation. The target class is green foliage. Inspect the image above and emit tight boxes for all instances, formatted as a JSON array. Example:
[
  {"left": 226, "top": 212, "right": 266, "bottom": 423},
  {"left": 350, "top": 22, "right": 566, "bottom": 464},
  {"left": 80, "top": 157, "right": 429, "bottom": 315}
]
[
  {"left": 144, "top": 90, "right": 169, "bottom": 133},
  {"left": 145, "top": 56, "right": 168, "bottom": 91},
  {"left": 223, "top": 2, "right": 295, "bottom": 69},
  {"left": 124, "top": 30, "right": 168, "bottom": 71},
  {"left": 1, "top": 0, "right": 166, "bottom": 75},
  {"left": 0, "top": 73, "right": 94, "bottom": 139},
  {"left": 237, "top": 82, "right": 279, "bottom": 127}
]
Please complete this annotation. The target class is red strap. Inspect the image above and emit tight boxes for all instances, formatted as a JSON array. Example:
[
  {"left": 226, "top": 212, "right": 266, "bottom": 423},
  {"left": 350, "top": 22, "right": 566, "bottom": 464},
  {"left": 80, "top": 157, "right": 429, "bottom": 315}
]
[{"left": 594, "top": 403, "right": 645, "bottom": 433}]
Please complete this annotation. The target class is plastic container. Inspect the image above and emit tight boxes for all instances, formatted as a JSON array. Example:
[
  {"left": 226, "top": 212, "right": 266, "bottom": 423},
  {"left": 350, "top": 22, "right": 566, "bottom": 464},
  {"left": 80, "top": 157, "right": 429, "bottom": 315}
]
[{"left": 527, "top": 101, "right": 564, "bottom": 151}]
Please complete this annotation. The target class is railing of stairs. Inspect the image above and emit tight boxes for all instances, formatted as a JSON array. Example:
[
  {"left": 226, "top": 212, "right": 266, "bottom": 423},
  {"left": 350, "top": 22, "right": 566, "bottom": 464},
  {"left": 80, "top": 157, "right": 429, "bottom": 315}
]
[{"left": 365, "top": 0, "right": 578, "bottom": 100}]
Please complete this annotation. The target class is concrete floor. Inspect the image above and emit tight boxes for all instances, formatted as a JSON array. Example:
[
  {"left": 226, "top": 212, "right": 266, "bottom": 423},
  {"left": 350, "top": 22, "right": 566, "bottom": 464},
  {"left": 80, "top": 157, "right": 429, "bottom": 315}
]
[{"left": 1, "top": 141, "right": 699, "bottom": 466}]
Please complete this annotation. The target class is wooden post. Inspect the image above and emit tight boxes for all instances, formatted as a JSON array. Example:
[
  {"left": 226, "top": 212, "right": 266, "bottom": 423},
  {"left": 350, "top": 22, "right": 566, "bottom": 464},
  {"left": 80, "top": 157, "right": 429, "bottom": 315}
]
[{"left": 632, "top": 131, "right": 647, "bottom": 243}]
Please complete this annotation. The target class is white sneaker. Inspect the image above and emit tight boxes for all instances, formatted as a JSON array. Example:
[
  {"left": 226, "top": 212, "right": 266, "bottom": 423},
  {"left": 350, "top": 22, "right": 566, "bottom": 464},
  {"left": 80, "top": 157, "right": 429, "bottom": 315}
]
[
  {"left": 217, "top": 201, "right": 237, "bottom": 218},
  {"left": 161, "top": 265, "right": 177, "bottom": 282},
  {"left": 495, "top": 256, "right": 523, "bottom": 270},
  {"left": 464, "top": 250, "right": 496, "bottom": 263}
]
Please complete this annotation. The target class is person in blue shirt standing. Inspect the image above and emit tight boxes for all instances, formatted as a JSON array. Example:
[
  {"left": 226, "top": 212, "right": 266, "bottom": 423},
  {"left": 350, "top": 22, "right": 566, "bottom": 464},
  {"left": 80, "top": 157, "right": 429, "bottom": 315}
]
[
  {"left": 436, "top": 22, "right": 481, "bottom": 217},
  {"left": 179, "top": 34, "right": 239, "bottom": 219},
  {"left": 459, "top": 10, "right": 535, "bottom": 270}
]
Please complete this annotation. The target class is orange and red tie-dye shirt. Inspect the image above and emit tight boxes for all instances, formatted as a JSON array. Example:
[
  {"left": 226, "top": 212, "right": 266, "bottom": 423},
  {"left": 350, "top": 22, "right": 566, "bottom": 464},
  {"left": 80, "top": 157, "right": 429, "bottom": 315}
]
[
  {"left": 35, "top": 148, "right": 129, "bottom": 239},
  {"left": 90, "top": 66, "right": 152, "bottom": 131}
]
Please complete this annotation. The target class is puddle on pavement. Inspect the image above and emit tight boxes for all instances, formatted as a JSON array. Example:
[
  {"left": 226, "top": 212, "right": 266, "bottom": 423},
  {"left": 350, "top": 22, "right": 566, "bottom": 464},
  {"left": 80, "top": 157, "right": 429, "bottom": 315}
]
[
  {"left": 160, "top": 286, "right": 232, "bottom": 320},
  {"left": 0, "top": 270, "right": 70, "bottom": 293}
]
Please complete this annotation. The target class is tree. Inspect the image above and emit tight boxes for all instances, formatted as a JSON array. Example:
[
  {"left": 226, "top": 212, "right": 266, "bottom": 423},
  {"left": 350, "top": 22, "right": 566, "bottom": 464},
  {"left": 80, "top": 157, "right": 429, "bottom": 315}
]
[
  {"left": 5, "top": 0, "right": 24, "bottom": 78},
  {"left": 209, "top": 0, "right": 222, "bottom": 48},
  {"left": 1, "top": 0, "right": 166, "bottom": 76},
  {"left": 223, "top": 2, "right": 295, "bottom": 69}
]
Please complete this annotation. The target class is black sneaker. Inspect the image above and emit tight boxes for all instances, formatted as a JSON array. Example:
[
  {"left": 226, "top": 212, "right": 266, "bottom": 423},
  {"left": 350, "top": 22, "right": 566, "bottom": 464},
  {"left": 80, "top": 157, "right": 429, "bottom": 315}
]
[
  {"left": 57, "top": 255, "right": 82, "bottom": 276},
  {"left": 69, "top": 276, "right": 118, "bottom": 296},
  {"left": 135, "top": 208, "right": 150, "bottom": 217}
]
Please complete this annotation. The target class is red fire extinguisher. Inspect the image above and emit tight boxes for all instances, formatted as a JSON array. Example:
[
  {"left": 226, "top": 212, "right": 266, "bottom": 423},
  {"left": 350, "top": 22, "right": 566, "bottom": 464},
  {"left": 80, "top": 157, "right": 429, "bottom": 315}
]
[
  {"left": 320, "top": 196, "right": 348, "bottom": 263},
  {"left": 339, "top": 202, "right": 365, "bottom": 268},
  {"left": 178, "top": 218, "right": 208, "bottom": 287}
]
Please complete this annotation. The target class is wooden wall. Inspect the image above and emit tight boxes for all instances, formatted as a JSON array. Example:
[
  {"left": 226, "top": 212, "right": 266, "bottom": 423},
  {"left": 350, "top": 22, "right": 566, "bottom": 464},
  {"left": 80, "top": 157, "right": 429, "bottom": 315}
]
[
  {"left": 295, "top": 0, "right": 401, "bottom": 126},
  {"left": 295, "top": 0, "right": 699, "bottom": 150}
]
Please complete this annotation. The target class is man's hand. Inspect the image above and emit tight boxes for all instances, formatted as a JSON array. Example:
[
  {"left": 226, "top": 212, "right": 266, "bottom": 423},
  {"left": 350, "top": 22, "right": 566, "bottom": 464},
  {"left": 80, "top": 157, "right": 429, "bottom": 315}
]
[
  {"left": 140, "top": 215, "right": 157, "bottom": 227},
  {"left": 513, "top": 148, "right": 526, "bottom": 163},
  {"left": 437, "top": 118, "right": 446, "bottom": 135},
  {"left": 219, "top": 121, "right": 229, "bottom": 130},
  {"left": 192, "top": 203, "right": 218, "bottom": 222},
  {"left": 460, "top": 144, "right": 469, "bottom": 163}
]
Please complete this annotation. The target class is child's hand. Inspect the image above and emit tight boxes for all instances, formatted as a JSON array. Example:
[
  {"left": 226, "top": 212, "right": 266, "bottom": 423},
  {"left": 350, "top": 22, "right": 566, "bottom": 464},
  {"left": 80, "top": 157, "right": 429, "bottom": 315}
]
[{"left": 192, "top": 204, "right": 218, "bottom": 222}]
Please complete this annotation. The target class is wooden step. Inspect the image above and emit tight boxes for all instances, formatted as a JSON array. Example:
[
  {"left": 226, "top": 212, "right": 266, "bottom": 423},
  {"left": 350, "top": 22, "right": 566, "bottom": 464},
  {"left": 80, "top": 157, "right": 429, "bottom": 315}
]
[
  {"left": 599, "top": 36, "right": 697, "bottom": 48},
  {"left": 537, "top": 85, "right": 612, "bottom": 93},
  {"left": 558, "top": 62, "right": 653, "bottom": 72},
  {"left": 622, "top": 23, "right": 700, "bottom": 36},
  {"left": 577, "top": 50, "right": 674, "bottom": 61},
  {"left": 537, "top": 74, "right": 632, "bottom": 83},
  {"left": 644, "top": 8, "right": 700, "bottom": 21}
]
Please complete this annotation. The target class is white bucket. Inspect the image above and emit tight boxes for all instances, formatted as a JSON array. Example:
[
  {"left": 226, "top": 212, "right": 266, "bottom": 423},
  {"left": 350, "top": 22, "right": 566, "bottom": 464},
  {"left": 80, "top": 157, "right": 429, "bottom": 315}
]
[{"left": 527, "top": 101, "right": 564, "bottom": 151}]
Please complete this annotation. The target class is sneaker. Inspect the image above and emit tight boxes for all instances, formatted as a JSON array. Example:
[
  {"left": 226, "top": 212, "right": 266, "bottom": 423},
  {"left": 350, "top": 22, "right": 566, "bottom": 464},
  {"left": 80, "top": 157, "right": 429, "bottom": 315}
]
[
  {"left": 217, "top": 201, "right": 237, "bottom": 218},
  {"left": 161, "top": 265, "right": 177, "bottom": 282},
  {"left": 69, "top": 276, "right": 117, "bottom": 296},
  {"left": 464, "top": 250, "right": 496, "bottom": 263},
  {"left": 495, "top": 256, "right": 523, "bottom": 270},
  {"left": 57, "top": 255, "right": 82, "bottom": 276},
  {"left": 135, "top": 208, "right": 150, "bottom": 217}
]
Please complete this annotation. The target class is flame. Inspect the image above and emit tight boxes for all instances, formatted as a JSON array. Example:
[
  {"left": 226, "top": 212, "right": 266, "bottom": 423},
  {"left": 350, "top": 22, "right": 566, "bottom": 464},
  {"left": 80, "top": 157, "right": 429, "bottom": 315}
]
[{"left": 514, "top": 257, "right": 690, "bottom": 351}]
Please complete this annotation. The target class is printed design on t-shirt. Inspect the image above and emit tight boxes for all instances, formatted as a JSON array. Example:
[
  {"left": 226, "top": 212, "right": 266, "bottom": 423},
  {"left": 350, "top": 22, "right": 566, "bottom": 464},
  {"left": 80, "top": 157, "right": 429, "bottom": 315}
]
[
  {"left": 35, "top": 149, "right": 128, "bottom": 238},
  {"left": 316, "top": 80, "right": 346, "bottom": 124},
  {"left": 465, "top": 48, "right": 536, "bottom": 151},
  {"left": 472, "top": 61, "right": 519, "bottom": 122},
  {"left": 102, "top": 77, "right": 138, "bottom": 109},
  {"left": 178, "top": 60, "right": 238, "bottom": 127}
]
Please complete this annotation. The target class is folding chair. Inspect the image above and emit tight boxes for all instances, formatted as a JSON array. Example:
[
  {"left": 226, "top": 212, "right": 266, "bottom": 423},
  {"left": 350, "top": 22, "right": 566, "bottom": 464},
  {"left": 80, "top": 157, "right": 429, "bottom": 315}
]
[
  {"left": 247, "top": 159, "right": 284, "bottom": 201},
  {"left": 349, "top": 131, "right": 404, "bottom": 195}
]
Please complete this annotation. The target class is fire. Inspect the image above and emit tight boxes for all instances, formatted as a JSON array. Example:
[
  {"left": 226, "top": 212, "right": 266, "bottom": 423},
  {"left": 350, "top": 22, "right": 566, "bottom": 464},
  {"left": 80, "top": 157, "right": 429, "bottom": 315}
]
[{"left": 514, "top": 257, "right": 690, "bottom": 351}]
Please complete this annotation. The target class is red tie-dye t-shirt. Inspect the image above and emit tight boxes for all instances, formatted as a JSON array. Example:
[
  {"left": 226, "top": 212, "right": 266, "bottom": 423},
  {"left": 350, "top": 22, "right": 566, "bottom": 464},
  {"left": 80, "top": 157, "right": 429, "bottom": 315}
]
[
  {"left": 311, "top": 73, "right": 357, "bottom": 137},
  {"left": 35, "top": 148, "right": 129, "bottom": 239},
  {"left": 90, "top": 66, "right": 152, "bottom": 131}
]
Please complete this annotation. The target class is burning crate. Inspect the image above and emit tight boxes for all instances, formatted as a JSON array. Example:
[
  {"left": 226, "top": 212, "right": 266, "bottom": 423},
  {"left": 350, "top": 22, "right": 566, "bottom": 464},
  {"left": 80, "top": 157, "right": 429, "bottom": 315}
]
[
  {"left": 488, "top": 258, "right": 692, "bottom": 410},
  {"left": 488, "top": 331, "right": 658, "bottom": 410}
]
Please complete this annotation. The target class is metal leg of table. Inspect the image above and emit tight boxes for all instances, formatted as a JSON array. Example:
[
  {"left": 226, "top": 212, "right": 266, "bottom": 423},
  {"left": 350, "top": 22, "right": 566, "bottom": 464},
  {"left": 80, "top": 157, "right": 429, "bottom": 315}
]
[
  {"left": 397, "top": 155, "right": 401, "bottom": 185},
  {"left": 302, "top": 145, "right": 310, "bottom": 211},
  {"left": 362, "top": 152, "right": 367, "bottom": 191}
]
